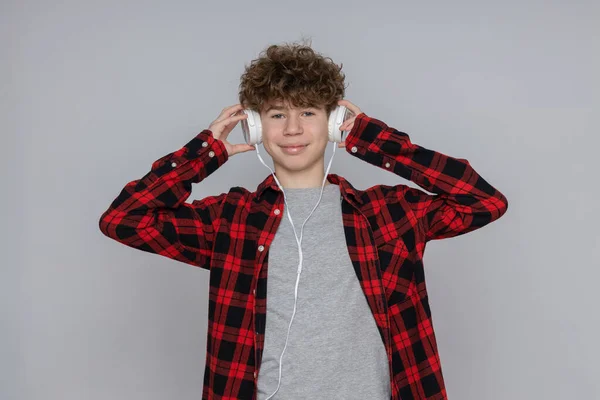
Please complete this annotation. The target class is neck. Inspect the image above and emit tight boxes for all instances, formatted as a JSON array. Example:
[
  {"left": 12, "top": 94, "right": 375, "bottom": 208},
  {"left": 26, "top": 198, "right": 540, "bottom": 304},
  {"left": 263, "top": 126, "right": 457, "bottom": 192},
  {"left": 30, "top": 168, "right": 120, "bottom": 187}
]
[{"left": 273, "top": 162, "right": 330, "bottom": 189}]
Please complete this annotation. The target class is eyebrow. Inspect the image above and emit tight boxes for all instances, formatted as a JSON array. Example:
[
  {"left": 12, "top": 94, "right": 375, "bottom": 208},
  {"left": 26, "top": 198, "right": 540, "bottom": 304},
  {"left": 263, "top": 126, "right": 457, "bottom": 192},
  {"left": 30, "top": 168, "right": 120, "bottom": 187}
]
[{"left": 264, "top": 105, "right": 286, "bottom": 113}]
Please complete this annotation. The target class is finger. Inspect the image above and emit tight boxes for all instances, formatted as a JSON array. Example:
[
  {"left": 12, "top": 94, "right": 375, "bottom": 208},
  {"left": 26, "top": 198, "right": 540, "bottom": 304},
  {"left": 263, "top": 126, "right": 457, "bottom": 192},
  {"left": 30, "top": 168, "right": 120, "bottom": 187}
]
[
  {"left": 338, "top": 99, "right": 362, "bottom": 115},
  {"left": 212, "top": 114, "right": 247, "bottom": 139},
  {"left": 230, "top": 143, "right": 256, "bottom": 155},
  {"left": 229, "top": 107, "right": 247, "bottom": 118},
  {"left": 218, "top": 104, "right": 245, "bottom": 120},
  {"left": 219, "top": 113, "right": 248, "bottom": 127},
  {"left": 220, "top": 109, "right": 246, "bottom": 123},
  {"left": 340, "top": 121, "right": 354, "bottom": 131}
]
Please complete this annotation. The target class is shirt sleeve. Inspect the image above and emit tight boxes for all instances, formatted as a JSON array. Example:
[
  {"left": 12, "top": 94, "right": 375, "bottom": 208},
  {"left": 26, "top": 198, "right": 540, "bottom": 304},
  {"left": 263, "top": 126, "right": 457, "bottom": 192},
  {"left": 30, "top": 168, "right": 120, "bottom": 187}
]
[
  {"left": 99, "top": 129, "right": 229, "bottom": 269},
  {"left": 344, "top": 112, "right": 508, "bottom": 242}
]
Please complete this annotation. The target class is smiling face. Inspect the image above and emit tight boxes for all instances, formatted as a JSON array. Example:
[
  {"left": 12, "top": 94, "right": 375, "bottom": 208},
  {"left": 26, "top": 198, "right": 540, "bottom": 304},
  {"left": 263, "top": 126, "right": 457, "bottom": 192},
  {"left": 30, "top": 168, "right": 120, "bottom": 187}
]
[{"left": 259, "top": 99, "right": 330, "bottom": 178}]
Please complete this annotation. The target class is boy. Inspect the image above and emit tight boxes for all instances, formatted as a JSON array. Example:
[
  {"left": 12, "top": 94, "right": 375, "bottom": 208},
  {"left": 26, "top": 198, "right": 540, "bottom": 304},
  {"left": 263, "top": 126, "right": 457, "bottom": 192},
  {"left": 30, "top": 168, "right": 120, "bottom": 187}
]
[{"left": 99, "top": 42, "right": 508, "bottom": 400}]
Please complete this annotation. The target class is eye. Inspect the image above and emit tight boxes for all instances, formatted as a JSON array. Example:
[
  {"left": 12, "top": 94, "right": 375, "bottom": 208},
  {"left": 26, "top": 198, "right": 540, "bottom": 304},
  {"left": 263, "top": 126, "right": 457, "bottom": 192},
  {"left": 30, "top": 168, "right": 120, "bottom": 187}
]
[{"left": 270, "top": 111, "right": 314, "bottom": 119}]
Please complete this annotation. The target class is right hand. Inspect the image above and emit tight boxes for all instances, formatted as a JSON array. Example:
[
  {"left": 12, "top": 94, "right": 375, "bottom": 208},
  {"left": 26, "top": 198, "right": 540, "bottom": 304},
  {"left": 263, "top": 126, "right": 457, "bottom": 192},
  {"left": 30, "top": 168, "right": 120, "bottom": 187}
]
[{"left": 208, "top": 104, "right": 256, "bottom": 157}]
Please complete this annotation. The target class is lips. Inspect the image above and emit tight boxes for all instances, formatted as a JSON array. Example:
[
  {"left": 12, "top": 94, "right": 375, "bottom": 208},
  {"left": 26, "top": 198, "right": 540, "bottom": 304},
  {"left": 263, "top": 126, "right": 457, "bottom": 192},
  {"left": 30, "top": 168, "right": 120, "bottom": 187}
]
[{"left": 280, "top": 144, "right": 308, "bottom": 155}]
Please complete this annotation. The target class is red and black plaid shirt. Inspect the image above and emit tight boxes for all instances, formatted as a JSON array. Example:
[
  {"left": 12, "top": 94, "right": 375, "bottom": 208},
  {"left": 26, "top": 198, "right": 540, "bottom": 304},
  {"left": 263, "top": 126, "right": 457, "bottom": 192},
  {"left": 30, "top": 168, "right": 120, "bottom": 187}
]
[{"left": 99, "top": 112, "right": 508, "bottom": 400}]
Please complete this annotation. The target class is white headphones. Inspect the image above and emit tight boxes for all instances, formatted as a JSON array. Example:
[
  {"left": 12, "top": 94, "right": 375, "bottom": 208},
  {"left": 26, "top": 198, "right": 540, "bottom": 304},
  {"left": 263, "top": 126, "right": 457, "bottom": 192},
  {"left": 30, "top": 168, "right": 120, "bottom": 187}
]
[{"left": 240, "top": 104, "right": 352, "bottom": 145}]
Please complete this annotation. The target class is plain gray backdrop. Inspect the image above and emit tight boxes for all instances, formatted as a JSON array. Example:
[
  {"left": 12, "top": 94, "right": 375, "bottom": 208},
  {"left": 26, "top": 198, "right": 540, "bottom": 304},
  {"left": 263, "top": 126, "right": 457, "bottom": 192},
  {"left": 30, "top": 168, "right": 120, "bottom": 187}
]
[{"left": 3, "top": 0, "right": 599, "bottom": 399}]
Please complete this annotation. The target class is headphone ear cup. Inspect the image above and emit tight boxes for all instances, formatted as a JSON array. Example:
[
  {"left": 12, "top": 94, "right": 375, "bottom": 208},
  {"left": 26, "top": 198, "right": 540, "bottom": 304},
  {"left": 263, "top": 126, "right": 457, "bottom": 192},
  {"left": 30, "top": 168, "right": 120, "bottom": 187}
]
[
  {"left": 241, "top": 109, "right": 263, "bottom": 145},
  {"left": 328, "top": 105, "right": 351, "bottom": 143}
]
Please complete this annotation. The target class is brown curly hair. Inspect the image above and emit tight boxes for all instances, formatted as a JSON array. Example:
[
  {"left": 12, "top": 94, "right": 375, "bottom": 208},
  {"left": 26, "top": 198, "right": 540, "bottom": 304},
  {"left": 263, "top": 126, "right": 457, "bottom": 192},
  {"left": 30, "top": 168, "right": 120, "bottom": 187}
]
[{"left": 238, "top": 40, "right": 347, "bottom": 116}]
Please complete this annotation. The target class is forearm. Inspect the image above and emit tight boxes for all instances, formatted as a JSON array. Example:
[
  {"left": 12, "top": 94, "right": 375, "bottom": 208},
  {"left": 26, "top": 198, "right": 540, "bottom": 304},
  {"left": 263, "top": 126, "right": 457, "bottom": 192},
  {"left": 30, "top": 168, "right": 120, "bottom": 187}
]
[
  {"left": 345, "top": 112, "right": 508, "bottom": 240},
  {"left": 99, "top": 129, "right": 228, "bottom": 238}
]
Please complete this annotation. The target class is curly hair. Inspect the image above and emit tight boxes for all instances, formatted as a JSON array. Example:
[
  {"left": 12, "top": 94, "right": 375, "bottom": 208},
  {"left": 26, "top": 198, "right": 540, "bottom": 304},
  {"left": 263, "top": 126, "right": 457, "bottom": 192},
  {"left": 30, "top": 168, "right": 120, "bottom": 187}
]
[{"left": 238, "top": 40, "right": 347, "bottom": 116}]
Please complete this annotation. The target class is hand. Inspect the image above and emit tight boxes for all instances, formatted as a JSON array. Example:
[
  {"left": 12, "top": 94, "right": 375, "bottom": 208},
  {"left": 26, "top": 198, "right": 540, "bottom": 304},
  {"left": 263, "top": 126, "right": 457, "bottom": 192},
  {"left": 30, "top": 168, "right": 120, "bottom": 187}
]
[
  {"left": 336, "top": 99, "right": 363, "bottom": 148},
  {"left": 208, "top": 104, "right": 256, "bottom": 157}
]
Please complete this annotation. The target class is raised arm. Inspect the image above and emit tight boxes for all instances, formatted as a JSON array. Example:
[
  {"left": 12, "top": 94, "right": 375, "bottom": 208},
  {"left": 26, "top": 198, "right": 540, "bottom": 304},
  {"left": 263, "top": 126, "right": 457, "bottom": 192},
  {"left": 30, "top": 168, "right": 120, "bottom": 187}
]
[
  {"left": 99, "top": 104, "right": 254, "bottom": 268},
  {"left": 99, "top": 129, "right": 229, "bottom": 269},
  {"left": 344, "top": 111, "right": 508, "bottom": 242}
]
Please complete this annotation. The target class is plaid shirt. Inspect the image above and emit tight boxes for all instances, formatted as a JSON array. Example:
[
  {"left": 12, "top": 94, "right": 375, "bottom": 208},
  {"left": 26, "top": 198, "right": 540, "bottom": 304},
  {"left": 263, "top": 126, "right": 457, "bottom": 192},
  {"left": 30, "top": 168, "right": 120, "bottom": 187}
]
[{"left": 99, "top": 112, "right": 508, "bottom": 400}]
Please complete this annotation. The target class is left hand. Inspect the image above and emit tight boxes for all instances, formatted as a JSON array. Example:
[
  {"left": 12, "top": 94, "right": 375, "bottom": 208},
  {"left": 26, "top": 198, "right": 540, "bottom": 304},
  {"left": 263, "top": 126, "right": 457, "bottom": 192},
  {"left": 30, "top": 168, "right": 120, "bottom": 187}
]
[{"left": 337, "top": 99, "right": 363, "bottom": 148}]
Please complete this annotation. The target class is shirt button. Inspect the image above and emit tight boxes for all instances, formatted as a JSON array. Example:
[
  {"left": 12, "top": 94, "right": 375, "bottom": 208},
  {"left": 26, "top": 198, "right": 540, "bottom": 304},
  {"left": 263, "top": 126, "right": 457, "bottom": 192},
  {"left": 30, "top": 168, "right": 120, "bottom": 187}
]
[
  {"left": 385, "top": 162, "right": 390, "bottom": 168},
  {"left": 258, "top": 245, "right": 265, "bottom": 252},
  {"left": 201, "top": 141, "right": 208, "bottom": 147},
  {"left": 351, "top": 146, "right": 358, "bottom": 153},
  {"left": 253, "top": 289, "right": 256, "bottom": 295},
  {"left": 171, "top": 162, "right": 177, "bottom": 167},
  {"left": 254, "top": 371, "right": 257, "bottom": 379},
  {"left": 274, "top": 209, "right": 280, "bottom": 215},
  {"left": 208, "top": 151, "right": 215, "bottom": 157}
]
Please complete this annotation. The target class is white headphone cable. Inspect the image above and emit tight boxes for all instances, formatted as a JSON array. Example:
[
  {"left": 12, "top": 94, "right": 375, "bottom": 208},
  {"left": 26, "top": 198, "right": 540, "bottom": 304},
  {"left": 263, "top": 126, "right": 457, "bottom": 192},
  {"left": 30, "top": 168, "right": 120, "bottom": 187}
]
[{"left": 254, "top": 142, "right": 337, "bottom": 399}]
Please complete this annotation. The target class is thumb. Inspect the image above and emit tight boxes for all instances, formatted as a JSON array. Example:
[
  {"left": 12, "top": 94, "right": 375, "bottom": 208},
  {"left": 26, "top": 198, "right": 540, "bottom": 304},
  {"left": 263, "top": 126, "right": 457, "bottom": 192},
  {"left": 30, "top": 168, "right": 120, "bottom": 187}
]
[{"left": 230, "top": 143, "right": 256, "bottom": 155}]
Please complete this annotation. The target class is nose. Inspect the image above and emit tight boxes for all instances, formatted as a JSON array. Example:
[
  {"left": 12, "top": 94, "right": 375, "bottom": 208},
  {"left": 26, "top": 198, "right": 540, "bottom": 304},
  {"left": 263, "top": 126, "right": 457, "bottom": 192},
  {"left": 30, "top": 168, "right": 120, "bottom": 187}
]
[{"left": 283, "top": 115, "right": 303, "bottom": 136}]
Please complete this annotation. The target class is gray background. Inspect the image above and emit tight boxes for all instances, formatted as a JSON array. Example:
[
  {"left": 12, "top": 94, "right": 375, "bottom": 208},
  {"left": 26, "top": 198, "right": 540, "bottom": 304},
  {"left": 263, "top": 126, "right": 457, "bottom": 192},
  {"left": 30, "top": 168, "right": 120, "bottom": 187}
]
[{"left": 3, "top": 0, "right": 599, "bottom": 399}]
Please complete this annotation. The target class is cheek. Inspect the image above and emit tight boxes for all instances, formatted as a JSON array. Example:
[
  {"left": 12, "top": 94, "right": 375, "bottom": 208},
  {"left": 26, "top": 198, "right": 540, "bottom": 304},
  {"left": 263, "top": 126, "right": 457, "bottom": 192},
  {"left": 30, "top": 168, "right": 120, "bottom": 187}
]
[
  {"left": 261, "top": 140, "right": 275, "bottom": 158},
  {"left": 260, "top": 126, "right": 278, "bottom": 144},
  {"left": 260, "top": 135, "right": 280, "bottom": 159}
]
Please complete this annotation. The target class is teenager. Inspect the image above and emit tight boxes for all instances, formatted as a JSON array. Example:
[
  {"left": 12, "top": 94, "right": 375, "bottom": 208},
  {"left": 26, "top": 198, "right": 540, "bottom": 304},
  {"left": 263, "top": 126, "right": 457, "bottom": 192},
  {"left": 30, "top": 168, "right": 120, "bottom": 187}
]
[{"left": 99, "top": 42, "right": 508, "bottom": 400}]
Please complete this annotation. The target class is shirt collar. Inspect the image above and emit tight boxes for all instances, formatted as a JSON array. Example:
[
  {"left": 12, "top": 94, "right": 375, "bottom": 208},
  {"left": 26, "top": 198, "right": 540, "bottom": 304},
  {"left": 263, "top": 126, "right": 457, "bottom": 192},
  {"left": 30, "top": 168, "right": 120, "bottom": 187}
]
[{"left": 254, "top": 173, "right": 364, "bottom": 206}]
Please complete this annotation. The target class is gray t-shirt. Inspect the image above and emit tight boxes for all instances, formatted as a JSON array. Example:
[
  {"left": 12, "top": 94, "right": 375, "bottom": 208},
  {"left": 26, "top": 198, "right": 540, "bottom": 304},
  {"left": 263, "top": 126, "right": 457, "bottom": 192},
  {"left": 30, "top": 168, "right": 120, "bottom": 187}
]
[{"left": 256, "top": 183, "right": 391, "bottom": 399}]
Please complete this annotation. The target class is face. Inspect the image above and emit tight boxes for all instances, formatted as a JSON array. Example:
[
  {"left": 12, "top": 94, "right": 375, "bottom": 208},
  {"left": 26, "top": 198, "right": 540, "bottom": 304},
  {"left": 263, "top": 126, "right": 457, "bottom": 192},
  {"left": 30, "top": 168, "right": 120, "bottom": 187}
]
[{"left": 259, "top": 100, "right": 330, "bottom": 174}]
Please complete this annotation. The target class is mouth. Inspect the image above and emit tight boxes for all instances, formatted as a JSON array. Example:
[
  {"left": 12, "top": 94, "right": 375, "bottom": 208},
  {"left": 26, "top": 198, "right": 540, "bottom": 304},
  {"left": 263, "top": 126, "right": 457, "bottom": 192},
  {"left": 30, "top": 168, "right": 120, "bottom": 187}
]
[{"left": 279, "top": 144, "right": 308, "bottom": 155}]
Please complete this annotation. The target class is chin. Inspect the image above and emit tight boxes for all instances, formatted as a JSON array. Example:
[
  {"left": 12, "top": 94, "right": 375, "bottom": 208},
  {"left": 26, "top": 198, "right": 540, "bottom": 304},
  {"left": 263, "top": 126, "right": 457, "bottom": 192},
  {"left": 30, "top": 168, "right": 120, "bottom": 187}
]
[
  {"left": 276, "top": 161, "right": 311, "bottom": 172},
  {"left": 274, "top": 157, "right": 318, "bottom": 173}
]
